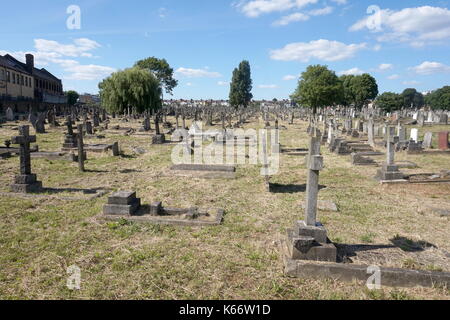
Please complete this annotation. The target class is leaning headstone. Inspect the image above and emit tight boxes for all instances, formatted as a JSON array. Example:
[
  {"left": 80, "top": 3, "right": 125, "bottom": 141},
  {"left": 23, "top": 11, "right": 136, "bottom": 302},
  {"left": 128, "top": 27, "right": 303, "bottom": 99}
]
[{"left": 10, "top": 126, "right": 43, "bottom": 193}]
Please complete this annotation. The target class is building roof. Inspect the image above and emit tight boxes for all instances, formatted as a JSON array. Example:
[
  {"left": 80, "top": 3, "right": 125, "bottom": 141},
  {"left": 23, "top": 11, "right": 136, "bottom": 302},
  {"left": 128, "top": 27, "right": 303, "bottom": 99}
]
[{"left": 0, "top": 54, "right": 61, "bottom": 82}]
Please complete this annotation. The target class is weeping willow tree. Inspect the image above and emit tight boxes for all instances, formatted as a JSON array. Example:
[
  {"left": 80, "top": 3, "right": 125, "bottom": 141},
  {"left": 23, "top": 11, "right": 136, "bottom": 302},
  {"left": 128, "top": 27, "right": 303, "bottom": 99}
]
[{"left": 98, "top": 67, "right": 162, "bottom": 114}]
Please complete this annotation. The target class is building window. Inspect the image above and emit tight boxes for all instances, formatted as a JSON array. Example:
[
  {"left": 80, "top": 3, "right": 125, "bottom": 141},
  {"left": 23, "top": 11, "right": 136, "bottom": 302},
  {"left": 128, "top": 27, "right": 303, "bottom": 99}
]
[
  {"left": 6, "top": 71, "right": 10, "bottom": 82},
  {"left": 25, "top": 77, "right": 28, "bottom": 87},
  {"left": 12, "top": 73, "right": 15, "bottom": 84},
  {"left": 21, "top": 75, "right": 24, "bottom": 85}
]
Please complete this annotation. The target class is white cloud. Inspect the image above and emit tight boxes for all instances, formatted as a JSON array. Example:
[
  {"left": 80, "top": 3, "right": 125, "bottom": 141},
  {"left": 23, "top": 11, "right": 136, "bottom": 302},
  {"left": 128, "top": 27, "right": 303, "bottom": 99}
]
[
  {"left": 63, "top": 64, "right": 116, "bottom": 81},
  {"left": 338, "top": 67, "right": 364, "bottom": 76},
  {"left": 258, "top": 84, "right": 278, "bottom": 88},
  {"left": 377, "top": 63, "right": 393, "bottom": 71},
  {"left": 175, "top": 67, "right": 222, "bottom": 78},
  {"left": 403, "top": 80, "right": 420, "bottom": 85},
  {"left": 270, "top": 39, "right": 366, "bottom": 62},
  {"left": 387, "top": 74, "right": 400, "bottom": 80},
  {"left": 158, "top": 8, "right": 167, "bottom": 18},
  {"left": 218, "top": 81, "right": 230, "bottom": 86},
  {"left": 273, "top": 12, "right": 309, "bottom": 26},
  {"left": 411, "top": 61, "right": 450, "bottom": 75},
  {"left": 186, "top": 82, "right": 194, "bottom": 87},
  {"left": 283, "top": 75, "right": 297, "bottom": 80},
  {"left": 235, "top": 0, "right": 318, "bottom": 18},
  {"left": 308, "top": 6, "right": 333, "bottom": 16},
  {"left": 34, "top": 38, "right": 101, "bottom": 57},
  {"left": 350, "top": 6, "right": 450, "bottom": 46},
  {"left": 373, "top": 44, "right": 382, "bottom": 51},
  {"left": 331, "top": 0, "right": 346, "bottom": 4}
]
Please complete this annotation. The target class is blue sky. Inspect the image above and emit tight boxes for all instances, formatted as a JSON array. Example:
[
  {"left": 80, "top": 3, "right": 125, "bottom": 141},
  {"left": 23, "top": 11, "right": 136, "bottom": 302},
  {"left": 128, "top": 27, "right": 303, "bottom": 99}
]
[{"left": 1, "top": 0, "right": 450, "bottom": 99}]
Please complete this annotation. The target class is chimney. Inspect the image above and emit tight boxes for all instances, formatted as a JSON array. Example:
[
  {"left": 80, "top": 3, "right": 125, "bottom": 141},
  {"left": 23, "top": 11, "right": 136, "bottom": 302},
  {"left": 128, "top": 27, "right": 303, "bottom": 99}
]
[{"left": 25, "top": 54, "right": 34, "bottom": 73}]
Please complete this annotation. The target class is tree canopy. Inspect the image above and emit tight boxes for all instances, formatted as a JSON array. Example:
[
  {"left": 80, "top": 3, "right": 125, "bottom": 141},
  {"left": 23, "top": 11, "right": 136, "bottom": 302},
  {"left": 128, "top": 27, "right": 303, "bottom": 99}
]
[
  {"left": 375, "top": 92, "right": 403, "bottom": 113},
  {"left": 229, "top": 60, "right": 253, "bottom": 108},
  {"left": 134, "top": 57, "right": 178, "bottom": 95},
  {"left": 98, "top": 67, "right": 162, "bottom": 114},
  {"left": 65, "top": 90, "right": 79, "bottom": 106},
  {"left": 402, "top": 88, "right": 424, "bottom": 109},
  {"left": 350, "top": 73, "right": 378, "bottom": 109},
  {"left": 425, "top": 86, "right": 450, "bottom": 110},
  {"left": 339, "top": 74, "right": 356, "bottom": 107},
  {"left": 291, "top": 65, "right": 342, "bottom": 114}
]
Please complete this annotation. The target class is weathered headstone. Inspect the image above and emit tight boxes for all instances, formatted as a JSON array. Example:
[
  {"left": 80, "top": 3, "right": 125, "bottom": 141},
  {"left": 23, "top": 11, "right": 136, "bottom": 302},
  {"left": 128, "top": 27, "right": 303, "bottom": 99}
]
[
  {"left": 375, "top": 134, "right": 404, "bottom": 181},
  {"left": 103, "top": 191, "right": 141, "bottom": 216},
  {"left": 10, "top": 126, "right": 43, "bottom": 193},
  {"left": 6, "top": 107, "right": 14, "bottom": 121},
  {"left": 438, "top": 132, "right": 449, "bottom": 151},
  {"left": 423, "top": 132, "right": 433, "bottom": 149}
]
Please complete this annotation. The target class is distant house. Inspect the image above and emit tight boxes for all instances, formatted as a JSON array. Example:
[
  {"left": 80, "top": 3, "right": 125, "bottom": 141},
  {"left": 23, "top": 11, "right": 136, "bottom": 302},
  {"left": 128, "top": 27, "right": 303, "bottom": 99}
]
[{"left": 0, "top": 53, "right": 66, "bottom": 104}]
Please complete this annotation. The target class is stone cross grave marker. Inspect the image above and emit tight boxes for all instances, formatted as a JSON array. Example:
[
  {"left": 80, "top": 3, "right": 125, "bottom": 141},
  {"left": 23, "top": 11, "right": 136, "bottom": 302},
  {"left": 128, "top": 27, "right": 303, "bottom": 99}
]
[
  {"left": 77, "top": 124, "right": 85, "bottom": 172},
  {"left": 10, "top": 125, "right": 43, "bottom": 193},
  {"left": 305, "top": 129, "right": 323, "bottom": 226}
]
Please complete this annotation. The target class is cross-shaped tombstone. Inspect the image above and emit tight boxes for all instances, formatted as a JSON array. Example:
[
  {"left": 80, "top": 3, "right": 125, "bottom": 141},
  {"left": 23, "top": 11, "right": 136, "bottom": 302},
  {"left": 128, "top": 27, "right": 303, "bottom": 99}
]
[
  {"left": 305, "top": 129, "right": 323, "bottom": 226},
  {"left": 12, "top": 126, "right": 35, "bottom": 176},
  {"left": 77, "top": 124, "right": 85, "bottom": 172},
  {"left": 10, "top": 125, "right": 43, "bottom": 193}
]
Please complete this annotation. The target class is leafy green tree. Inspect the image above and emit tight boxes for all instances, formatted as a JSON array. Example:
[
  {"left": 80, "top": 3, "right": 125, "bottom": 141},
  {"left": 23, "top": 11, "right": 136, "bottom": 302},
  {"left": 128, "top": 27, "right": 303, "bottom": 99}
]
[
  {"left": 375, "top": 92, "right": 403, "bottom": 112},
  {"left": 291, "top": 65, "right": 342, "bottom": 114},
  {"left": 339, "top": 74, "right": 356, "bottom": 107},
  {"left": 134, "top": 57, "right": 178, "bottom": 95},
  {"left": 98, "top": 68, "right": 162, "bottom": 114},
  {"left": 402, "top": 88, "right": 424, "bottom": 108},
  {"left": 350, "top": 74, "right": 378, "bottom": 109},
  {"left": 65, "top": 90, "right": 79, "bottom": 106},
  {"left": 425, "top": 86, "right": 450, "bottom": 110},
  {"left": 229, "top": 60, "right": 253, "bottom": 108}
]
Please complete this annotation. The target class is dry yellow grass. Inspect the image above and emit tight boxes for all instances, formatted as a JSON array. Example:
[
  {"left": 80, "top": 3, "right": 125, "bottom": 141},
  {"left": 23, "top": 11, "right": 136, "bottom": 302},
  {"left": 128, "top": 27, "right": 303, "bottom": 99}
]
[{"left": 0, "top": 117, "right": 449, "bottom": 300}]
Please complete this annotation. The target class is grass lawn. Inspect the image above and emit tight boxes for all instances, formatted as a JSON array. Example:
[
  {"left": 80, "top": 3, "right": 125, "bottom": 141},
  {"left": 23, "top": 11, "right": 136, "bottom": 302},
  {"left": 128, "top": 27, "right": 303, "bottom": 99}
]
[{"left": 0, "top": 117, "right": 449, "bottom": 300}]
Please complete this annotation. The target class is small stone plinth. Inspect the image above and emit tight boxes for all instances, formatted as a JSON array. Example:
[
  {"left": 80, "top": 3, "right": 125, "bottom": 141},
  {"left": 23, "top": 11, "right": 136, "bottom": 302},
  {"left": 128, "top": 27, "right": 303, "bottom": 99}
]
[
  {"left": 103, "top": 191, "right": 141, "bottom": 216},
  {"left": 152, "top": 134, "right": 166, "bottom": 144},
  {"left": 10, "top": 174, "right": 43, "bottom": 193},
  {"left": 286, "top": 220, "right": 337, "bottom": 262},
  {"left": 375, "top": 163, "right": 404, "bottom": 181}
]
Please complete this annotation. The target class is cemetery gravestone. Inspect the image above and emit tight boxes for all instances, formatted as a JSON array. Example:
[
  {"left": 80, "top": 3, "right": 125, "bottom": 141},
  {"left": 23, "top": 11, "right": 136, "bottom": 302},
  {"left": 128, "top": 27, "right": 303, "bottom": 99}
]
[
  {"left": 438, "top": 132, "right": 449, "bottom": 151},
  {"left": 10, "top": 126, "right": 43, "bottom": 193}
]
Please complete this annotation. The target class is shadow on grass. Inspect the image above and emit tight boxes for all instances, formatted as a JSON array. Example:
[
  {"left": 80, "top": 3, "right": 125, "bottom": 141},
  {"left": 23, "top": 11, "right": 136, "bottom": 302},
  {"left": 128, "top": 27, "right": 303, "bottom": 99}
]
[
  {"left": 119, "top": 153, "right": 137, "bottom": 159},
  {"left": 335, "top": 244, "right": 397, "bottom": 263},
  {"left": 119, "top": 169, "right": 142, "bottom": 173},
  {"left": 269, "top": 183, "right": 326, "bottom": 194},
  {"left": 84, "top": 169, "right": 109, "bottom": 173},
  {"left": 390, "top": 236, "right": 437, "bottom": 252},
  {"left": 43, "top": 187, "right": 105, "bottom": 195}
]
